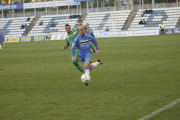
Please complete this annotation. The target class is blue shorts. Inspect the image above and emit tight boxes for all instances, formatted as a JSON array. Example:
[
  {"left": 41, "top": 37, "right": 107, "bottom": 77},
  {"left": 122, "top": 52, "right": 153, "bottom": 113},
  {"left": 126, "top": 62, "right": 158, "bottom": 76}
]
[
  {"left": 1, "top": 37, "right": 4, "bottom": 42},
  {"left": 80, "top": 53, "right": 92, "bottom": 64}
]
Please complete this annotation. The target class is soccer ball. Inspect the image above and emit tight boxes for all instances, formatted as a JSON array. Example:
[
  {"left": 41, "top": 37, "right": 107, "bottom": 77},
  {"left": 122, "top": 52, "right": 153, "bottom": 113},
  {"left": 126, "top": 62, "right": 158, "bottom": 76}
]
[{"left": 81, "top": 74, "right": 91, "bottom": 83}]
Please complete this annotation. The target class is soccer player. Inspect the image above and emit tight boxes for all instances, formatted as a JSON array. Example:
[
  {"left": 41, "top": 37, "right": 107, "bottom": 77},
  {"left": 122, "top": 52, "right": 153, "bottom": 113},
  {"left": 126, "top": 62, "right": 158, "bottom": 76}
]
[
  {"left": 0, "top": 29, "right": 5, "bottom": 50},
  {"left": 71, "top": 26, "right": 103, "bottom": 86},
  {"left": 79, "top": 20, "right": 90, "bottom": 34},
  {"left": 86, "top": 23, "right": 95, "bottom": 38},
  {"left": 73, "top": 24, "right": 79, "bottom": 36},
  {"left": 79, "top": 20, "right": 95, "bottom": 53},
  {"left": 62, "top": 24, "right": 85, "bottom": 74}
]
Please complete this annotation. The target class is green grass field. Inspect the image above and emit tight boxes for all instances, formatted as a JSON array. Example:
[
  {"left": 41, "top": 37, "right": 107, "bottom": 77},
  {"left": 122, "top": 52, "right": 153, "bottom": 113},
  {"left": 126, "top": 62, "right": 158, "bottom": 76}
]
[{"left": 0, "top": 34, "right": 180, "bottom": 120}]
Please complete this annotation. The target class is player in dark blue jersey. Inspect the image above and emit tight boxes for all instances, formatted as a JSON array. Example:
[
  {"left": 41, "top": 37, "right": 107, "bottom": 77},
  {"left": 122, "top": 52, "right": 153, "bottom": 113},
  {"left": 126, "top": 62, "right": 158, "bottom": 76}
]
[{"left": 71, "top": 26, "right": 103, "bottom": 85}]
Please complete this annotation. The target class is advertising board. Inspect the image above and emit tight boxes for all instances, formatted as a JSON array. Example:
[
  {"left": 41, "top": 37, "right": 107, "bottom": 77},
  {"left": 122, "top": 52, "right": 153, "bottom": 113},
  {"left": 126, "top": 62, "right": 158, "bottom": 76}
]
[
  {"left": 163, "top": 29, "right": 180, "bottom": 34},
  {"left": 33, "top": 36, "right": 45, "bottom": 41},
  {"left": 24, "top": 1, "right": 79, "bottom": 9},
  {"left": 0, "top": 4, "right": 23, "bottom": 10},
  {"left": 50, "top": 34, "right": 67, "bottom": 40},
  {"left": 101, "top": 31, "right": 129, "bottom": 38},
  {"left": 20, "top": 36, "right": 32, "bottom": 42},
  {"left": 129, "top": 30, "right": 159, "bottom": 36},
  {"left": 5, "top": 37, "right": 20, "bottom": 43}
]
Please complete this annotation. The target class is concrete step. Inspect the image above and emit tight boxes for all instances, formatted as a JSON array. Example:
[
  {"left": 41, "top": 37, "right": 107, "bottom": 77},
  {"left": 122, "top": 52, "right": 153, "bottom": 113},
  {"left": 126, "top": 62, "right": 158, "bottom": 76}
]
[
  {"left": 80, "top": 14, "right": 88, "bottom": 22},
  {"left": 176, "top": 18, "right": 180, "bottom": 27},
  {"left": 22, "top": 17, "right": 39, "bottom": 36},
  {"left": 122, "top": 11, "right": 137, "bottom": 30}
]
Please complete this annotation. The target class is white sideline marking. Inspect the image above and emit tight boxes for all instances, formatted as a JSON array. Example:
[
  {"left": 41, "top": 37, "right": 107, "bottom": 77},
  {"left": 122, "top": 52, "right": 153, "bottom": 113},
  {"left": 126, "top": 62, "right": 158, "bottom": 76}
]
[{"left": 138, "top": 98, "right": 180, "bottom": 120}]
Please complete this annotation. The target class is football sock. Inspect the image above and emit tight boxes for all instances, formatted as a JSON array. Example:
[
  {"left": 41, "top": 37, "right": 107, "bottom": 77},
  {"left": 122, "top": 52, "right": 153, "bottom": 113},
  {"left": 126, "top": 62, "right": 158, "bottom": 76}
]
[
  {"left": 85, "top": 67, "right": 90, "bottom": 75},
  {"left": 72, "top": 61, "right": 85, "bottom": 74},
  {"left": 91, "top": 62, "right": 100, "bottom": 69},
  {"left": 0, "top": 44, "right": 1, "bottom": 49},
  {"left": 3, "top": 43, "right": 5, "bottom": 46}
]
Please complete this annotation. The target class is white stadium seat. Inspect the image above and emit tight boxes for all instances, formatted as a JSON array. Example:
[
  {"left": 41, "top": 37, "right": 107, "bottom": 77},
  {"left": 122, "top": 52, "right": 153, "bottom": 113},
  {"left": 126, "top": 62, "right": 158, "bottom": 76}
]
[
  {"left": 0, "top": 16, "right": 34, "bottom": 36},
  {"left": 129, "top": 7, "right": 180, "bottom": 30}
]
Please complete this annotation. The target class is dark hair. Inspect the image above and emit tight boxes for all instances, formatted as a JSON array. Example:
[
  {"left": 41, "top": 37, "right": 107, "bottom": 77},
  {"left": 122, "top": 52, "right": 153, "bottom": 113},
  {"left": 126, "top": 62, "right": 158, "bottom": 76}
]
[
  {"left": 86, "top": 23, "right": 89, "bottom": 25},
  {"left": 79, "top": 20, "right": 82, "bottom": 22},
  {"left": 76, "top": 24, "right": 78, "bottom": 25},
  {"left": 65, "top": 24, "right": 70, "bottom": 27}
]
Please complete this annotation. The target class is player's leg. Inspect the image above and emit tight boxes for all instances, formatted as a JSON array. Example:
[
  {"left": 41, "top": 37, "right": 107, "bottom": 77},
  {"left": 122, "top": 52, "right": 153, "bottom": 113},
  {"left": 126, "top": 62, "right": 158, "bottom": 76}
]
[
  {"left": 72, "top": 51, "right": 85, "bottom": 74},
  {"left": 84, "top": 60, "right": 103, "bottom": 74},
  {"left": 2, "top": 37, "right": 5, "bottom": 47},
  {"left": 79, "top": 55, "right": 89, "bottom": 86},
  {"left": 91, "top": 43, "right": 95, "bottom": 53},
  {"left": 72, "top": 61, "right": 85, "bottom": 74},
  {"left": 84, "top": 53, "right": 103, "bottom": 74},
  {"left": 0, "top": 37, "right": 3, "bottom": 49},
  {"left": 83, "top": 53, "right": 93, "bottom": 75},
  {"left": 90, "top": 59, "right": 103, "bottom": 70},
  {"left": 84, "top": 61, "right": 91, "bottom": 75},
  {"left": 0, "top": 41, "right": 2, "bottom": 50},
  {"left": 83, "top": 53, "right": 95, "bottom": 75}
]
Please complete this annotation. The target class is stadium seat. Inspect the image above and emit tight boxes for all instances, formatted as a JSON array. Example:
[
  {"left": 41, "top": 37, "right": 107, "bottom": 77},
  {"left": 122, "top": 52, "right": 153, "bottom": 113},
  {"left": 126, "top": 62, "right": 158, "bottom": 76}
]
[
  {"left": 29, "top": 14, "right": 80, "bottom": 35},
  {"left": 84, "top": 10, "right": 131, "bottom": 31},
  {"left": 129, "top": 7, "right": 180, "bottom": 30},
  {"left": 0, "top": 16, "right": 34, "bottom": 36}
]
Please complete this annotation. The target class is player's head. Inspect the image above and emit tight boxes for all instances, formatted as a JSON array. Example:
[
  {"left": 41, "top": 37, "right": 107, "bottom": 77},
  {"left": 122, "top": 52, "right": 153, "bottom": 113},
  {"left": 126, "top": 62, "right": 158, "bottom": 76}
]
[
  {"left": 65, "top": 24, "right": 71, "bottom": 33},
  {"left": 79, "top": 20, "right": 82, "bottom": 25},
  {"left": 0, "top": 29, "right": 2, "bottom": 31},
  {"left": 76, "top": 24, "right": 78, "bottom": 28},
  {"left": 161, "top": 23, "right": 163, "bottom": 25},
  {"left": 78, "top": 26, "right": 85, "bottom": 36},
  {"left": 86, "top": 23, "right": 89, "bottom": 28}
]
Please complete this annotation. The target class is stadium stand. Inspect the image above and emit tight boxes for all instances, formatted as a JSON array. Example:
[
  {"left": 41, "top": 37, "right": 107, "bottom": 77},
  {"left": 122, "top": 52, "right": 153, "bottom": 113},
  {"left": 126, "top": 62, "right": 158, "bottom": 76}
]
[
  {"left": 129, "top": 7, "right": 180, "bottom": 30},
  {"left": 0, "top": 16, "right": 34, "bottom": 36},
  {"left": 28, "top": 14, "right": 81, "bottom": 35},
  {"left": 84, "top": 10, "right": 131, "bottom": 32}
]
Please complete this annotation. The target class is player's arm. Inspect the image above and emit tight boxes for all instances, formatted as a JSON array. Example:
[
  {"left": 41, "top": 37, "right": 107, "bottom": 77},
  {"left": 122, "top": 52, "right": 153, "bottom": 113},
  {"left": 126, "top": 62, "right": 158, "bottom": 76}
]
[
  {"left": 71, "top": 38, "right": 78, "bottom": 61},
  {"left": 86, "top": 27, "right": 90, "bottom": 34},
  {"left": 89, "top": 36, "right": 100, "bottom": 55},
  {"left": 62, "top": 45, "right": 69, "bottom": 51},
  {"left": 62, "top": 39, "right": 69, "bottom": 51},
  {"left": 1, "top": 32, "right": 4, "bottom": 37}
]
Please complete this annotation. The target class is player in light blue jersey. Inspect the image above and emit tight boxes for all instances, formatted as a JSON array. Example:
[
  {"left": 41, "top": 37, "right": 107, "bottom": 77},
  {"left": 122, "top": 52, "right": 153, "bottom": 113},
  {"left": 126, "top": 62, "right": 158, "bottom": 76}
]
[
  {"left": 86, "top": 23, "right": 95, "bottom": 38},
  {"left": 71, "top": 26, "right": 103, "bottom": 86},
  {"left": 0, "top": 29, "right": 5, "bottom": 50}
]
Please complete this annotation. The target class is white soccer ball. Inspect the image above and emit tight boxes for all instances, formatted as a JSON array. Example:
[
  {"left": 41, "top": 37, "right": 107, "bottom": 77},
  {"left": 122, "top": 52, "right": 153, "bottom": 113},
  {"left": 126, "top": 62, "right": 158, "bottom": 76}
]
[{"left": 81, "top": 74, "right": 91, "bottom": 83}]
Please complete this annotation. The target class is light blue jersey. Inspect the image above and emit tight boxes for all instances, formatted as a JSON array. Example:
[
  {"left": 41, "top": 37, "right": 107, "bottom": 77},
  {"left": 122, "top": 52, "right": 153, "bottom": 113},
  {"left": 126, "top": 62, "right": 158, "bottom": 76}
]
[
  {"left": 71, "top": 34, "right": 99, "bottom": 63},
  {"left": 89, "top": 27, "right": 93, "bottom": 32},
  {"left": 86, "top": 27, "right": 95, "bottom": 38}
]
